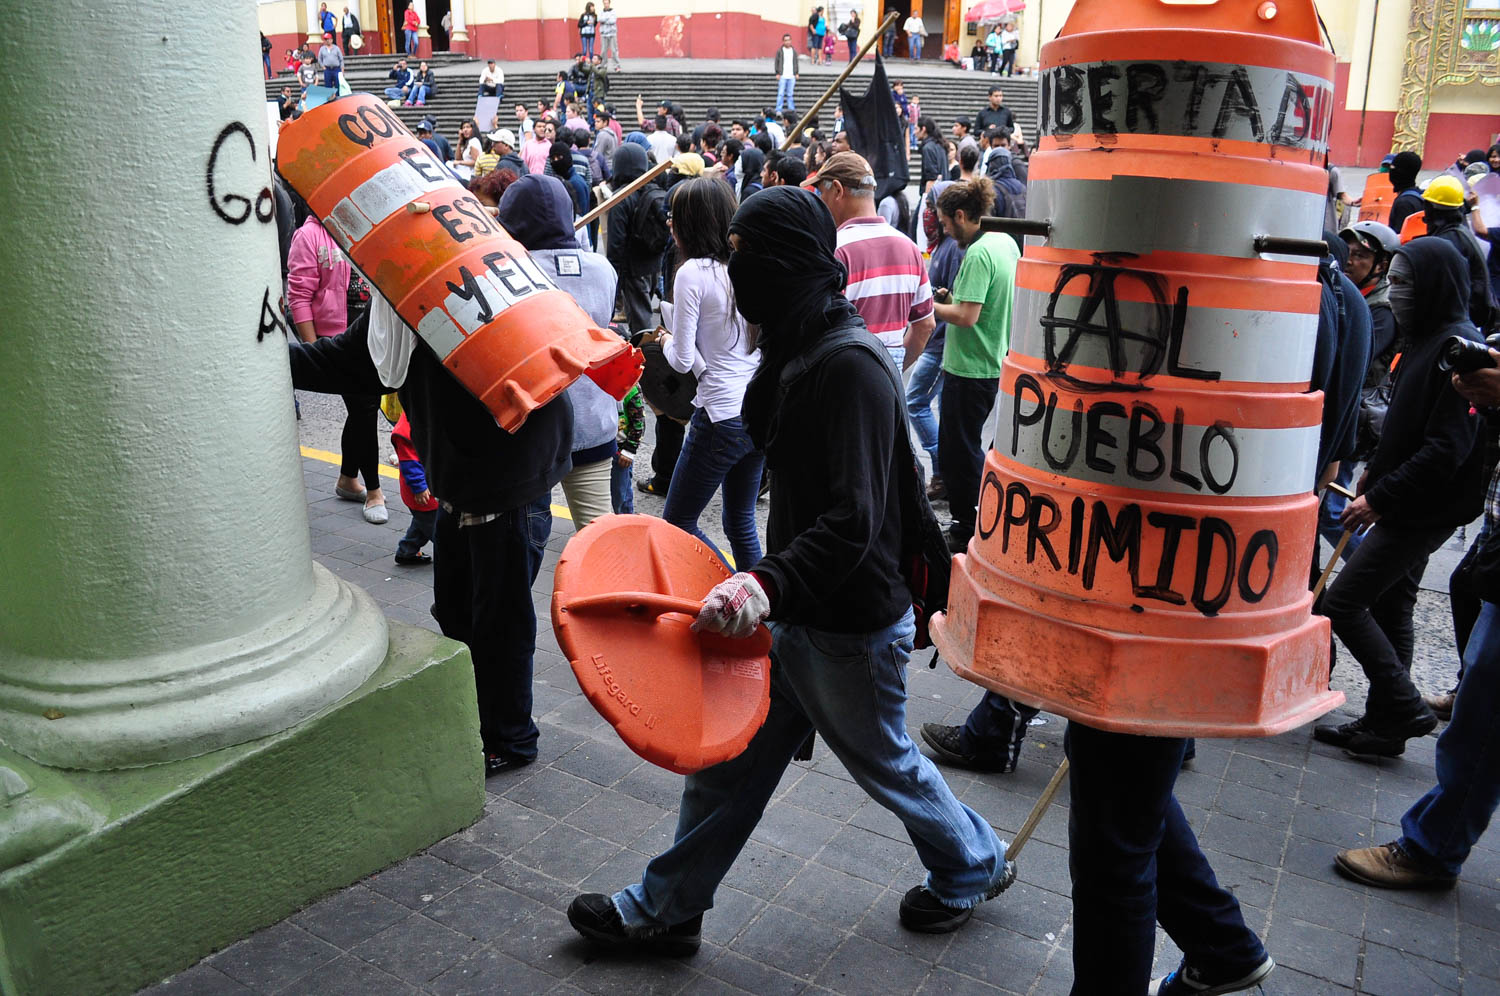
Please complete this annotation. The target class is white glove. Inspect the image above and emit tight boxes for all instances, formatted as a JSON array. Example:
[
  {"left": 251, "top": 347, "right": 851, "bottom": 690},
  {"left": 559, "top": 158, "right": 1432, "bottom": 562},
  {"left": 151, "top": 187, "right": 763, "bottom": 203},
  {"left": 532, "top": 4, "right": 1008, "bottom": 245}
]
[{"left": 692, "top": 572, "right": 770, "bottom": 639}]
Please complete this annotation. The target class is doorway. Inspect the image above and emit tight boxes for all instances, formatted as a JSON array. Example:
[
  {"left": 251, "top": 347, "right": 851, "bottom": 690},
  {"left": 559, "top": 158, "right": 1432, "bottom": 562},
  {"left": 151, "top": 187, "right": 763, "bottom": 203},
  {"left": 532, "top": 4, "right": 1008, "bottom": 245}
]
[{"left": 428, "top": 0, "right": 451, "bottom": 51}]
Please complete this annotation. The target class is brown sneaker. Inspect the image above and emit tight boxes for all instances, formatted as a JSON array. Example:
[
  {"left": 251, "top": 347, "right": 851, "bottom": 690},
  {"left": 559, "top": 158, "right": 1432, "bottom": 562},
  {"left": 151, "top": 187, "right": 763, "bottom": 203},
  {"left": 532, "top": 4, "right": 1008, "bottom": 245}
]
[
  {"left": 1424, "top": 692, "right": 1455, "bottom": 721},
  {"left": 1334, "top": 841, "right": 1456, "bottom": 890}
]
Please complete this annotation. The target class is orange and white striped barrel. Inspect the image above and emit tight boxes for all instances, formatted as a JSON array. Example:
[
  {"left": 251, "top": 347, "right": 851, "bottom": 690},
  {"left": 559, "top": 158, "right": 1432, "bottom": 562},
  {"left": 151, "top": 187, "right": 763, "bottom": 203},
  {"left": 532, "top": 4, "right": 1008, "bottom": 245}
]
[
  {"left": 277, "top": 95, "right": 642, "bottom": 432},
  {"left": 929, "top": 0, "right": 1344, "bottom": 737}
]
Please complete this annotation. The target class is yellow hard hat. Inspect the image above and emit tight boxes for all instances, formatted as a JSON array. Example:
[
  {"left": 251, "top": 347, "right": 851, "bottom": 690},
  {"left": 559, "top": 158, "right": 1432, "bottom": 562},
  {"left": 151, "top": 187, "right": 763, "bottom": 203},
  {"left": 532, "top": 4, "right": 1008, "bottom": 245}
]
[{"left": 1422, "top": 175, "right": 1466, "bottom": 208}]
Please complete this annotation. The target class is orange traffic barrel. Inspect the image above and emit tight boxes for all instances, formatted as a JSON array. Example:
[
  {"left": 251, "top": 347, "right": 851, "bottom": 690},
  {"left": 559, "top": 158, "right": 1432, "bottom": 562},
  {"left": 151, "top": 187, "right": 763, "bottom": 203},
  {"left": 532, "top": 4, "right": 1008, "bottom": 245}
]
[
  {"left": 277, "top": 94, "right": 642, "bottom": 431},
  {"left": 930, "top": 0, "right": 1344, "bottom": 737},
  {"left": 551, "top": 515, "right": 772, "bottom": 774},
  {"left": 1358, "top": 170, "right": 1395, "bottom": 224}
]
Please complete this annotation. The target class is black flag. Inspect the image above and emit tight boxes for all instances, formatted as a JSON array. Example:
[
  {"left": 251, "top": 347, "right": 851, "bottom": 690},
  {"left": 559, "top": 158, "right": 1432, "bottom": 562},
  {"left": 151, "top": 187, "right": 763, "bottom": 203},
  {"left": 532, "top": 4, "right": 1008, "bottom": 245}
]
[{"left": 839, "top": 54, "right": 911, "bottom": 234}]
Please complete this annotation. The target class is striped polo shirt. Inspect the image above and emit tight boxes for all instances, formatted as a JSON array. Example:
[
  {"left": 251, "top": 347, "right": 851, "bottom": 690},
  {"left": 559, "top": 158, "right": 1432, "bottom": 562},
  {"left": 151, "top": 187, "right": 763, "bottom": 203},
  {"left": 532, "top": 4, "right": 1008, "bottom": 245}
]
[{"left": 835, "top": 216, "right": 935, "bottom": 348}]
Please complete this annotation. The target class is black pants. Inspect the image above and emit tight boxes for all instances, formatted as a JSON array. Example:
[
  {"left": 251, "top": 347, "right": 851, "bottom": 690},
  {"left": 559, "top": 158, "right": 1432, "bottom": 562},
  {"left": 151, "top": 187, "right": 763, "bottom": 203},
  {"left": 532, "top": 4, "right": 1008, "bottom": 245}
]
[
  {"left": 431, "top": 503, "right": 549, "bottom": 762},
  {"left": 999, "top": 48, "right": 1016, "bottom": 75},
  {"left": 937, "top": 372, "right": 998, "bottom": 541},
  {"left": 339, "top": 393, "right": 382, "bottom": 491},
  {"left": 1067, "top": 723, "right": 1266, "bottom": 992},
  {"left": 1322, "top": 522, "right": 1453, "bottom": 726},
  {"left": 651, "top": 413, "right": 685, "bottom": 488},
  {"left": 619, "top": 273, "right": 656, "bottom": 334}
]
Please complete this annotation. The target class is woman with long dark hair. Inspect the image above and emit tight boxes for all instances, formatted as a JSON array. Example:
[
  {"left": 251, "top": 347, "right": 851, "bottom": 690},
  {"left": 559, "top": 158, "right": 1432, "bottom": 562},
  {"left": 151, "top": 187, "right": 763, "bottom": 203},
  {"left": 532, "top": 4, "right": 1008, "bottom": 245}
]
[
  {"left": 579, "top": 2, "right": 598, "bottom": 58},
  {"left": 659, "top": 178, "right": 764, "bottom": 568}
]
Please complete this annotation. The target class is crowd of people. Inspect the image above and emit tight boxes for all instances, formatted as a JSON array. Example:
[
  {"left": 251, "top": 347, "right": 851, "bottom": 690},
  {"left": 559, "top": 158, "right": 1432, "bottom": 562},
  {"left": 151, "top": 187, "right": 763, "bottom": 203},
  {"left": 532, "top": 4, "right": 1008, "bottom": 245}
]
[{"left": 266, "top": 21, "right": 1500, "bottom": 985}]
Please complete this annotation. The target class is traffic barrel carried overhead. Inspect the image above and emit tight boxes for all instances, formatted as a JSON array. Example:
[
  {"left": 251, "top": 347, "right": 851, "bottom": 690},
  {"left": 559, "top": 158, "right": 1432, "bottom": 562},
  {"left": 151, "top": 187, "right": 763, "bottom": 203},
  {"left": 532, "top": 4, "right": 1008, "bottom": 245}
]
[
  {"left": 551, "top": 515, "right": 773, "bottom": 775},
  {"left": 277, "top": 94, "right": 642, "bottom": 432},
  {"left": 929, "top": 0, "right": 1344, "bottom": 737}
]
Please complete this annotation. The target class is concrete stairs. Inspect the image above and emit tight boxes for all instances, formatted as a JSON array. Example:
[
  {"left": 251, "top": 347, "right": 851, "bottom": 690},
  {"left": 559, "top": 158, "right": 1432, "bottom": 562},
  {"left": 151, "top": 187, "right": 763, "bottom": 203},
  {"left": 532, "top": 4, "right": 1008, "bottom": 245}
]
[{"left": 265, "top": 59, "right": 1039, "bottom": 177}]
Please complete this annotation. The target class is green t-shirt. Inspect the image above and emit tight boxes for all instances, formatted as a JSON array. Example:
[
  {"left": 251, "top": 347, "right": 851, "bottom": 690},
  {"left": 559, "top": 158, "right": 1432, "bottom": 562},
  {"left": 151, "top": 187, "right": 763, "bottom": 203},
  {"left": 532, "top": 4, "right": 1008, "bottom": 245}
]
[{"left": 941, "top": 232, "right": 1019, "bottom": 379}]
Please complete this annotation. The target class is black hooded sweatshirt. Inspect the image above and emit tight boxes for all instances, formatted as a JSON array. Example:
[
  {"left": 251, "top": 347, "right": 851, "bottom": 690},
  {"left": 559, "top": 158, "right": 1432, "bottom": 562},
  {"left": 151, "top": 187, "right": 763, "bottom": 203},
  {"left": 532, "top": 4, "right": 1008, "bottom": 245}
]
[
  {"left": 1422, "top": 210, "right": 1495, "bottom": 331},
  {"left": 605, "top": 143, "right": 667, "bottom": 279},
  {"left": 735, "top": 187, "right": 911, "bottom": 632},
  {"left": 1364, "top": 238, "right": 1486, "bottom": 529}
]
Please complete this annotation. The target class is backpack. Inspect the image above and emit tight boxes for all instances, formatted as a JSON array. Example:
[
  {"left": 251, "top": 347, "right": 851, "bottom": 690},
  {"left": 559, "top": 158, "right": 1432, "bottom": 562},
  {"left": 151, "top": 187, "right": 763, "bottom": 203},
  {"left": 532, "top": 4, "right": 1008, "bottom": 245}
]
[{"left": 629, "top": 184, "right": 670, "bottom": 259}]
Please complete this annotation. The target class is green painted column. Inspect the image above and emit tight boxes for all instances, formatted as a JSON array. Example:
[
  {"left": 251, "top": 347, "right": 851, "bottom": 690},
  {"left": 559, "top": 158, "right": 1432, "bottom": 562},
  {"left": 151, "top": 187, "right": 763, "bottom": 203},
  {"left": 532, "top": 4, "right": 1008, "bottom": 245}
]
[
  {"left": 0, "top": 4, "right": 486, "bottom": 992},
  {"left": 0, "top": 0, "right": 388, "bottom": 770}
]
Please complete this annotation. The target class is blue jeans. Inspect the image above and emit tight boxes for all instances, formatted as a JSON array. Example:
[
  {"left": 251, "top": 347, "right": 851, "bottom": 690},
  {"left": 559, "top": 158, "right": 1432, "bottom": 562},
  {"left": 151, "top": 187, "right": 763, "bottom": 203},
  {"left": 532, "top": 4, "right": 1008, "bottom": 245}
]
[
  {"left": 775, "top": 77, "right": 796, "bottom": 114},
  {"left": 404, "top": 28, "right": 418, "bottom": 54},
  {"left": 397, "top": 507, "right": 436, "bottom": 558},
  {"left": 1066, "top": 722, "right": 1267, "bottom": 993},
  {"left": 408, "top": 83, "right": 429, "bottom": 102},
  {"left": 909, "top": 34, "right": 923, "bottom": 60},
  {"left": 1317, "top": 461, "right": 1365, "bottom": 561},
  {"left": 904, "top": 348, "right": 943, "bottom": 474},
  {"left": 662, "top": 409, "right": 764, "bottom": 571},
  {"left": 322, "top": 67, "right": 339, "bottom": 88},
  {"left": 611, "top": 456, "right": 634, "bottom": 514},
  {"left": 431, "top": 501, "right": 551, "bottom": 762},
  {"left": 384, "top": 86, "right": 407, "bottom": 100},
  {"left": 581, "top": 33, "right": 595, "bottom": 57},
  {"left": 614, "top": 608, "right": 1008, "bottom": 928},
  {"left": 882, "top": 33, "right": 895, "bottom": 57},
  {"left": 1400, "top": 599, "right": 1500, "bottom": 876}
]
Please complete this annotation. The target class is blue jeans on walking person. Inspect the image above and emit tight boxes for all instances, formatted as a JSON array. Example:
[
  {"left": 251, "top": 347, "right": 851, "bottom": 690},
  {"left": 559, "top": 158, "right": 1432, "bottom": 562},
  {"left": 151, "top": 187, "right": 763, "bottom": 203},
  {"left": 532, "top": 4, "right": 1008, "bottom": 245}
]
[
  {"left": 662, "top": 409, "right": 764, "bottom": 570},
  {"left": 611, "top": 456, "right": 635, "bottom": 514},
  {"left": 397, "top": 507, "right": 436, "bottom": 559},
  {"left": 1400, "top": 598, "right": 1500, "bottom": 876},
  {"left": 1066, "top": 721, "right": 1268, "bottom": 994},
  {"left": 905, "top": 348, "right": 943, "bottom": 475},
  {"left": 775, "top": 77, "right": 796, "bottom": 114},
  {"left": 404, "top": 28, "right": 418, "bottom": 54},
  {"left": 613, "top": 608, "right": 1009, "bottom": 930}
]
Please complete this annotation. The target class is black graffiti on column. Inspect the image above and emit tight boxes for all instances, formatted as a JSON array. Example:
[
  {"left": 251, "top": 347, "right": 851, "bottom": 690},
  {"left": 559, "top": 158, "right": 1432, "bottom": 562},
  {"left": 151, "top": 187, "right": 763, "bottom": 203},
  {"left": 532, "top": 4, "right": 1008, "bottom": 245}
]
[
  {"left": 1040, "top": 257, "right": 1221, "bottom": 392},
  {"left": 207, "top": 122, "right": 275, "bottom": 225},
  {"left": 258, "top": 288, "right": 290, "bottom": 342}
]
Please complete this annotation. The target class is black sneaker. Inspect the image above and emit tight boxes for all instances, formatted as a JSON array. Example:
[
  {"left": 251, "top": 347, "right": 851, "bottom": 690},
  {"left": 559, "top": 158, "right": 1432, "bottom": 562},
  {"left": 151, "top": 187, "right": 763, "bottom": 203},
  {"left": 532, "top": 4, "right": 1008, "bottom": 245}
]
[
  {"left": 1344, "top": 710, "right": 1439, "bottom": 758},
  {"left": 1312, "top": 717, "right": 1367, "bottom": 747},
  {"left": 898, "top": 860, "right": 1017, "bottom": 933},
  {"left": 920, "top": 724, "right": 1016, "bottom": 773},
  {"left": 567, "top": 893, "right": 702, "bottom": 956},
  {"left": 1150, "top": 956, "right": 1274, "bottom": 995},
  {"left": 484, "top": 753, "right": 535, "bottom": 777},
  {"left": 636, "top": 478, "right": 669, "bottom": 497}
]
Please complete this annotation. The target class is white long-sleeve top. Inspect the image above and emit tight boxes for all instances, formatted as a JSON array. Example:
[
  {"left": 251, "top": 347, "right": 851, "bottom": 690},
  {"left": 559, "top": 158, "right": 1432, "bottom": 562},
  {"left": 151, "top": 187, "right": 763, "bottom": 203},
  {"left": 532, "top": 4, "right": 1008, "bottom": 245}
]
[
  {"left": 664, "top": 257, "right": 760, "bottom": 424},
  {"left": 479, "top": 64, "right": 504, "bottom": 87}
]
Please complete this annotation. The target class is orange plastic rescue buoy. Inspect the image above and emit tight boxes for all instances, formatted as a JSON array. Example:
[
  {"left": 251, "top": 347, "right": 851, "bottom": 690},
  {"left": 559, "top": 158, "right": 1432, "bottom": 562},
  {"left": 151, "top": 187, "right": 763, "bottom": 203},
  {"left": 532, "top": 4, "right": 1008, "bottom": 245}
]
[
  {"left": 551, "top": 515, "right": 773, "bottom": 774},
  {"left": 1358, "top": 171, "right": 1396, "bottom": 224},
  {"left": 930, "top": 0, "right": 1344, "bottom": 737},
  {"left": 277, "top": 94, "right": 642, "bottom": 431}
]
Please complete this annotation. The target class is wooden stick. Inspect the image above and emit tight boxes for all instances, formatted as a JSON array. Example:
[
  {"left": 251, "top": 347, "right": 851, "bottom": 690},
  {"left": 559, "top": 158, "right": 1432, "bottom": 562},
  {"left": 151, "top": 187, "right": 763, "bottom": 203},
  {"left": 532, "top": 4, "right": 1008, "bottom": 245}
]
[
  {"left": 573, "top": 156, "right": 675, "bottom": 231},
  {"left": 781, "top": 10, "right": 901, "bottom": 151},
  {"left": 1312, "top": 480, "right": 1360, "bottom": 598},
  {"left": 1006, "top": 758, "right": 1069, "bottom": 863}
]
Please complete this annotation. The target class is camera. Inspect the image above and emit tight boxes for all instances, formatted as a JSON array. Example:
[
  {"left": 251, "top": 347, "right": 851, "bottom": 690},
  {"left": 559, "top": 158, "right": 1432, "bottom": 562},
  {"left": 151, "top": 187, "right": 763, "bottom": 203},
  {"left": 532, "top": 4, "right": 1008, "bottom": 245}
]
[{"left": 1437, "top": 333, "right": 1500, "bottom": 374}]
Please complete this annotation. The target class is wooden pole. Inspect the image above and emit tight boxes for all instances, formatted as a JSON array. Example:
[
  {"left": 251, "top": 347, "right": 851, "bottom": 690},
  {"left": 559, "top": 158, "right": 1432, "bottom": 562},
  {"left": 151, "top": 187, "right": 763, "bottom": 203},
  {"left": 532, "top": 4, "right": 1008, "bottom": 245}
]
[
  {"left": 1006, "top": 758, "right": 1069, "bottom": 863},
  {"left": 573, "top": 155, "right": 675, "bottom": 231},
  {"left": 781, "top": 10, "right": 901, "bottom": 151},
  {"left": 1312, "top": 481, "right": 1359, "bottom": 598}
]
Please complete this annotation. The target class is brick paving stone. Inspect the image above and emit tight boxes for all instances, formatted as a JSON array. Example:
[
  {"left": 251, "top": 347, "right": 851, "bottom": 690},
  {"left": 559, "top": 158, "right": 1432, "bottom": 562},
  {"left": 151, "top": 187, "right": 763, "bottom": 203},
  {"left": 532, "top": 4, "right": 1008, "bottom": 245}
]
[
  {"left": 206, "top": 921, "right": 341, "bottom": 992},
  {"left": 1360, "top": 942, "right": 1461, "bottom": 995},
  {"left": 733, "top": 906, "right": 845, "bottom": 980},
  {"left": 148, "top": 963, "right": 253, "bottom": 994},
  {"left": 1271, "top": 868, "right": 1366, "bottom": 937},
  {"left": 423, "top": 879, "right": 543, "bottom": 943},
  {"left": 277, "top": 954, "right": 419, "bottom": 995},
  {"left": 937, "top": 920, "right": 1053, "bottom": 991},
  {"left": 426, "top": 948, "right": 561, "bottom": 996},
  {"left": 364, "top": 853, "right": 475, "bottom": 909},
  {"left": 291, "top": 883, "right": 414, "bottom": 949},
  {"left": 1264, "top": 916, "right": 1362, "bottom": 985},
  {"left": 564, "top": 788, "right": 668, "bottom": 847},
  {"left": 503, "top": 766, "right": 605, "bottom": 820},
  {"left": 701, "top": 948, "right": 811, "bottom": 995},
  {"left": 815, "top": 934, "right": 935, "bottom": 994},
  {"left": 348, "top": 915, "right": 482, "bottom": 986},
  {"left": 513, "top": 821, "right": 625, "bottom": 887},
  {"left": 776, "top": 862, "right": 887, "bottom": 925},
  {"left": 916, "top": 965, "right": 1016, "bottom": 994},
  {"left": 1364, "top": 897, "right": 1459, "bottom": 963}
]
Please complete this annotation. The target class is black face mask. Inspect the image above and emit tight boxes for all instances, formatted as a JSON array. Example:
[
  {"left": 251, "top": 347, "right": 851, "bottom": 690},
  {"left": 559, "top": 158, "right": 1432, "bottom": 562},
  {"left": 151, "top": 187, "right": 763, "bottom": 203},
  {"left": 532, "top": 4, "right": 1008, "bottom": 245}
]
[{"left": 726, "top": 249, "right": 785, "bottom": 325}]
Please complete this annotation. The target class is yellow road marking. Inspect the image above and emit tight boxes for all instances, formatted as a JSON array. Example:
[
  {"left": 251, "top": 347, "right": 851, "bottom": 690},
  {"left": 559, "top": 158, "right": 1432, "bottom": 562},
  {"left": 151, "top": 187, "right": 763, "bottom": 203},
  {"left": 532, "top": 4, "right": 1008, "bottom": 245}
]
[{"left": 299, "top": 445, "right": 574, "bottom": 521}]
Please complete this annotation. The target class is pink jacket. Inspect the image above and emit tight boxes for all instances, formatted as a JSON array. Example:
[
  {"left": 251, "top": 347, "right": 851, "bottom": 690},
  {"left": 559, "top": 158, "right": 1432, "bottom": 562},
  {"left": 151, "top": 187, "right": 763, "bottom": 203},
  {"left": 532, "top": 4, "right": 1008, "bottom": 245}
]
[{"left": 286, "top": 217, "right": 350, "bottom": 337}]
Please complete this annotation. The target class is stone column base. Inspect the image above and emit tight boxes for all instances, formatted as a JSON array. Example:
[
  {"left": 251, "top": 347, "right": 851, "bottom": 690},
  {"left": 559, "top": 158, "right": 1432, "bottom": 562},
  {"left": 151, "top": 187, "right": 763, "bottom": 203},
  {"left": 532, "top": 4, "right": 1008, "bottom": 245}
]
[{"left": 0, "top": 623, "right": 484, "bottom": 996}]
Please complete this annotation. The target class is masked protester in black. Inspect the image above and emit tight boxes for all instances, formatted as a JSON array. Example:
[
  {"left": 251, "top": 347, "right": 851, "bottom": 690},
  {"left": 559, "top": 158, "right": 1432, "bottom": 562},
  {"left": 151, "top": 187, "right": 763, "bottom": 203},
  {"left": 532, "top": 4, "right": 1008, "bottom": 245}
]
[
  {"left": 566, "top": 187, "right": 1014, "bottom": 956},
  {"left": 1315, "top": 238, "right": 1488, "bottom": 758}
]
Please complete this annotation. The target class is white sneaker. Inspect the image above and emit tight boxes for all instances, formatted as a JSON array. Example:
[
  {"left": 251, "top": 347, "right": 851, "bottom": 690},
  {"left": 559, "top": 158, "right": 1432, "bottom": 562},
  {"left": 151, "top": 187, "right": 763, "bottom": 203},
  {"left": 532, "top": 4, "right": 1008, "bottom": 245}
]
[{"left": 363, "top": 503, "right": 389, "bottom": 524}]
